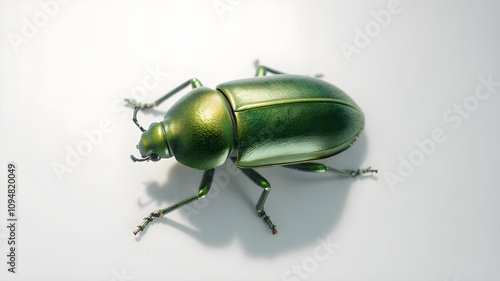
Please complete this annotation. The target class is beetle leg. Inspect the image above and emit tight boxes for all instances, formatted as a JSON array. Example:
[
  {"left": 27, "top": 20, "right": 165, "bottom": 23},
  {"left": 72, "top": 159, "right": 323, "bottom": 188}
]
[
  {"left": 254, "top": 60, "right": 285, "bottom": 77},
  {"left": 327, "top": 166, "right": 378, "bottom": 177},
  {"left": 133, "top": 169, "right": 214, "bottom": 235},
  {"left": 125, "top": 78, "right": 203, "bottom": 109},
  {"left": 231, "top": 158, "right": 277, "bottom": 234},
  {"left": 255, "top": 66, "right": 285, "bottom": 77},
  {"left": 253, "top": 60, "right": 323, "bottom": 78},
  {"left": 283, "top": 162, "right": 378, "bottom": 178}
]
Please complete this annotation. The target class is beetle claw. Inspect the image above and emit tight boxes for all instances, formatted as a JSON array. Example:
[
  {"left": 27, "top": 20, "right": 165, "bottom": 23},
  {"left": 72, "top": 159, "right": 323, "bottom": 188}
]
[{"left": 133, "top": 226, "right": 143, "bottom": 235}]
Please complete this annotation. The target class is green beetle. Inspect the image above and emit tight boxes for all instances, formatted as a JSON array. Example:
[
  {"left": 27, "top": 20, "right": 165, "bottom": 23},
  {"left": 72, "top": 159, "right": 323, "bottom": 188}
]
[{"left": 126, "top": 62, "right": 377, "bottom": 236}]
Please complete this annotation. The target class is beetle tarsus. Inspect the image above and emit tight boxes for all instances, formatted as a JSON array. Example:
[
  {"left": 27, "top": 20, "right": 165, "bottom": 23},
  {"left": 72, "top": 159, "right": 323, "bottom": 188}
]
[
  {"left": 259, "top": 211, "right": 278, "bottom": 235},
  {"left": 124, "top": 99, "right": 153, "bottom": 110},
  {"left": 133, "top": 210, "right": 161, "bottom": 236},
  {"left": 349, "top": 167, "right": 378, "bottom": 177},
  {"left": 133, "top": 226, "right": 143, "bottom": 236}
]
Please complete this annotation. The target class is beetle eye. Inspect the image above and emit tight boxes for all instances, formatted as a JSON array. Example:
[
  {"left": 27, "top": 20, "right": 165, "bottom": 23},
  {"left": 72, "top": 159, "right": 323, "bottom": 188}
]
[{"left": 150, "top": 154, "right": 161, "bottom": 162}]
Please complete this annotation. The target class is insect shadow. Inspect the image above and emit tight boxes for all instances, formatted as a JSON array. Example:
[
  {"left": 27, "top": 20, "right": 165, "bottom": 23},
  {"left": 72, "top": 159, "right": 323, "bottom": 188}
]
[{"left": 135, "top": 133, "right": 373, "bottom": 257}]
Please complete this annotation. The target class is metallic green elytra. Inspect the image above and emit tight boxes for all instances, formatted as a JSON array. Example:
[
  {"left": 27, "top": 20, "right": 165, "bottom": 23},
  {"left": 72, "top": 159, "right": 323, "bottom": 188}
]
[
  {"left": 219, "top": 75, "right": 364, "bottom": 168},
  {"left": 126, "top": 62, "right": 377, "bottom": 236}
]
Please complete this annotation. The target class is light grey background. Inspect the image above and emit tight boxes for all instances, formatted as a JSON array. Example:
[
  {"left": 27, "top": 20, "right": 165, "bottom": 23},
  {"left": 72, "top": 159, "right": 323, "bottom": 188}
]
[{"left": 1, "top": 0, "right": 499, "bottom": 280}]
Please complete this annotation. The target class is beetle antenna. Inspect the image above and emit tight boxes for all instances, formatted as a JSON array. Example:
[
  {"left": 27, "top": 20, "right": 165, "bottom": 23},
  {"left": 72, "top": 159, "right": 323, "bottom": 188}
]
[
  {"left": 132, "top": 106, "right": 146, "bottom": 132},
  {"left": 130, "top": 155, "right": 151, "bottom": 162}
]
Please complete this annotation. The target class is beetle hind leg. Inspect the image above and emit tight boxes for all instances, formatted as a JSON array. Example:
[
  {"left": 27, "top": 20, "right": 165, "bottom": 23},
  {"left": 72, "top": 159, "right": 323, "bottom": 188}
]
[
  {"left": 328, "top": 166, "right": 378, "bottom": 177},
  {"left": 283, "top": 162, "right": 378, "bottom": 177}
]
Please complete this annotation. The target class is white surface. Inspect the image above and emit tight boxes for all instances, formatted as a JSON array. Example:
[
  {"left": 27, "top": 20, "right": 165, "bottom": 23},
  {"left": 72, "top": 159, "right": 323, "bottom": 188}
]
[{"left": 1, "top": 0, "right": 499, "bottom": 280}]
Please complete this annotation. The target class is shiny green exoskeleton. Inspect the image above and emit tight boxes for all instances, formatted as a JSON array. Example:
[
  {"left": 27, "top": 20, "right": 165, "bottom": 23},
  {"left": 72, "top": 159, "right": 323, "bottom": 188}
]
[{"left": 126, "top": 62, "right": 377, "bottom": 236}]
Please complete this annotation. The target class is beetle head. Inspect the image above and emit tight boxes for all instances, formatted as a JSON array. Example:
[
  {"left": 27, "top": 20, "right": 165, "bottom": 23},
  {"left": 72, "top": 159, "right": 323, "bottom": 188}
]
[
  {"left": 130, "top": 107, "right": 172, "bottom": 162},
  {"left": 131, "top": 122, "right": 173, "bottom": 162}
]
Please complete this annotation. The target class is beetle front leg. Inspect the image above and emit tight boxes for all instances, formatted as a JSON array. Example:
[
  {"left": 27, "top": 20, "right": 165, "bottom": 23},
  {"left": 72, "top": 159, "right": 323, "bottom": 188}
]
[
  {"left": 231, "top": 158, "right": 277, "bottom": 234},
  {"left": 283, "top": 162, "right": 378, "bottom": 178},
  {"left": 125, "top": 78, "right": 203, "bottom": 109},
  {"left": 133, "top": 169, "right": 215, "bottom": 235}
]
